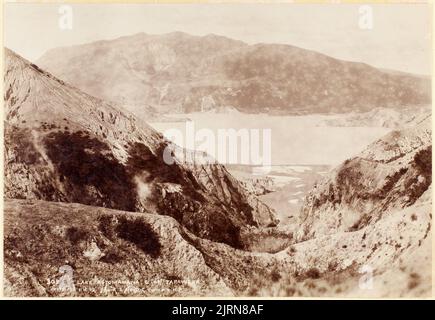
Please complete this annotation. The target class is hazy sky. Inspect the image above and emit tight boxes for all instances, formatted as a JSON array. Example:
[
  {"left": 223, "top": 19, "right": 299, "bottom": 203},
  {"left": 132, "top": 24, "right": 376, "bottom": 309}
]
[{"left": 4, "top": 3, "right": 432, "bottom": 75}]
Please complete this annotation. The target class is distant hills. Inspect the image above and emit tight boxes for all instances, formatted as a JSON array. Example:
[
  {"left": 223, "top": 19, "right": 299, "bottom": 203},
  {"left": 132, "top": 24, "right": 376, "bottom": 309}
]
[{"left": 36, "top": 32, "right": 431, "bottom": 117}]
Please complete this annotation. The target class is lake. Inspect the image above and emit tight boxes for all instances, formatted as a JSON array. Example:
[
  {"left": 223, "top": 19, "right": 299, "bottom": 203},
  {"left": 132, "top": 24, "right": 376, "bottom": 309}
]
[{"left": 150, "top": 112, "right": 391, "bottom": 166}]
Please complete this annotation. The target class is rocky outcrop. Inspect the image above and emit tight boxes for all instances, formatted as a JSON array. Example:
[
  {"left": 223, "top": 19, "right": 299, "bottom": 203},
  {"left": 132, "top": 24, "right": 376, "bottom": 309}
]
[
  {"left": 238, "top": 176, "right": 276, "bottom": 196},
  {"left": 36, "top": 32, "right": 430, "bottom": 116},
  {"left": 4, "top": 48, "right": 277, "bottom": 249},
  {"left": 298, "top": 118, "right": 432, "bottom": 240}
]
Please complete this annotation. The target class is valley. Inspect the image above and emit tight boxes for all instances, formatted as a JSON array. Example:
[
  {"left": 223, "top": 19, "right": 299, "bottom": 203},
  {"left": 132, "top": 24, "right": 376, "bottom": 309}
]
[
  {"left": 3, "top": 32, "right": 432, "bottom": 298},
  {"left": 227, "top": 164, "right": 331, "bottom": 227},
  {"left": 149, "top": 112, "right": 392, "bottom": 229}
]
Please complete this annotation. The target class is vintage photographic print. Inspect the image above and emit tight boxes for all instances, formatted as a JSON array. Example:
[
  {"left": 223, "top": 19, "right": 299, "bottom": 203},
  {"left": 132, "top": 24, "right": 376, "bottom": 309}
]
[{"left": 2, "top": 1, "right": 432, "bottom": 298}]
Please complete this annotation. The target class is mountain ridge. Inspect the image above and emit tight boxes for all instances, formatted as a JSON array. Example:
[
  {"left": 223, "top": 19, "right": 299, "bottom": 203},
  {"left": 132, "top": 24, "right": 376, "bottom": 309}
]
[{"left": 36, "top": 32, "right": 431, "bottom": 117}]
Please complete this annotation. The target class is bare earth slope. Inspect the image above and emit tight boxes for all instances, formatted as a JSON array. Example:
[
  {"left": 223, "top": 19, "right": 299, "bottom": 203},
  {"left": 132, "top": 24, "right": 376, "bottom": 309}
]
[
  {"left": 4, "top": 199, "right": 232, "bottom": 297},
  {"left": 36, "top": 32, "right": 430, "bottom": 115},
  {"left": 299, "top": 118, "right": 432, "bottom": 240},
  {"left": 4, "top": 196, "right": 430, "bottom": 297},
  {"left": 4, "top": 48, "right": 276, "bottom": 249}
]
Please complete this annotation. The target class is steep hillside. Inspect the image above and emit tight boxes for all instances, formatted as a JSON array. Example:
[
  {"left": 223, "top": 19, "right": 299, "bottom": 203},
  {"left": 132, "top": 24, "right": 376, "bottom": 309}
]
[
  {"left": 253, "top": 199, "right": 432, "bottom": 297},
  {"left": 37, "top": 32, "right": 430, "bottom": 116},
  {"left": 298, "top": 117, "right": 432, "bottom": 240},
  {"left": 4, "top": 48, "right": 277, "bottom": 249}
]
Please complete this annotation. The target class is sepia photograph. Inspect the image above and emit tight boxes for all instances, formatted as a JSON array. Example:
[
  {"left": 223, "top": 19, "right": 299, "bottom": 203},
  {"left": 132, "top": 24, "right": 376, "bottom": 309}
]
[{"left": 2, "top": 1, "right": 432, "bottom": 299}]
